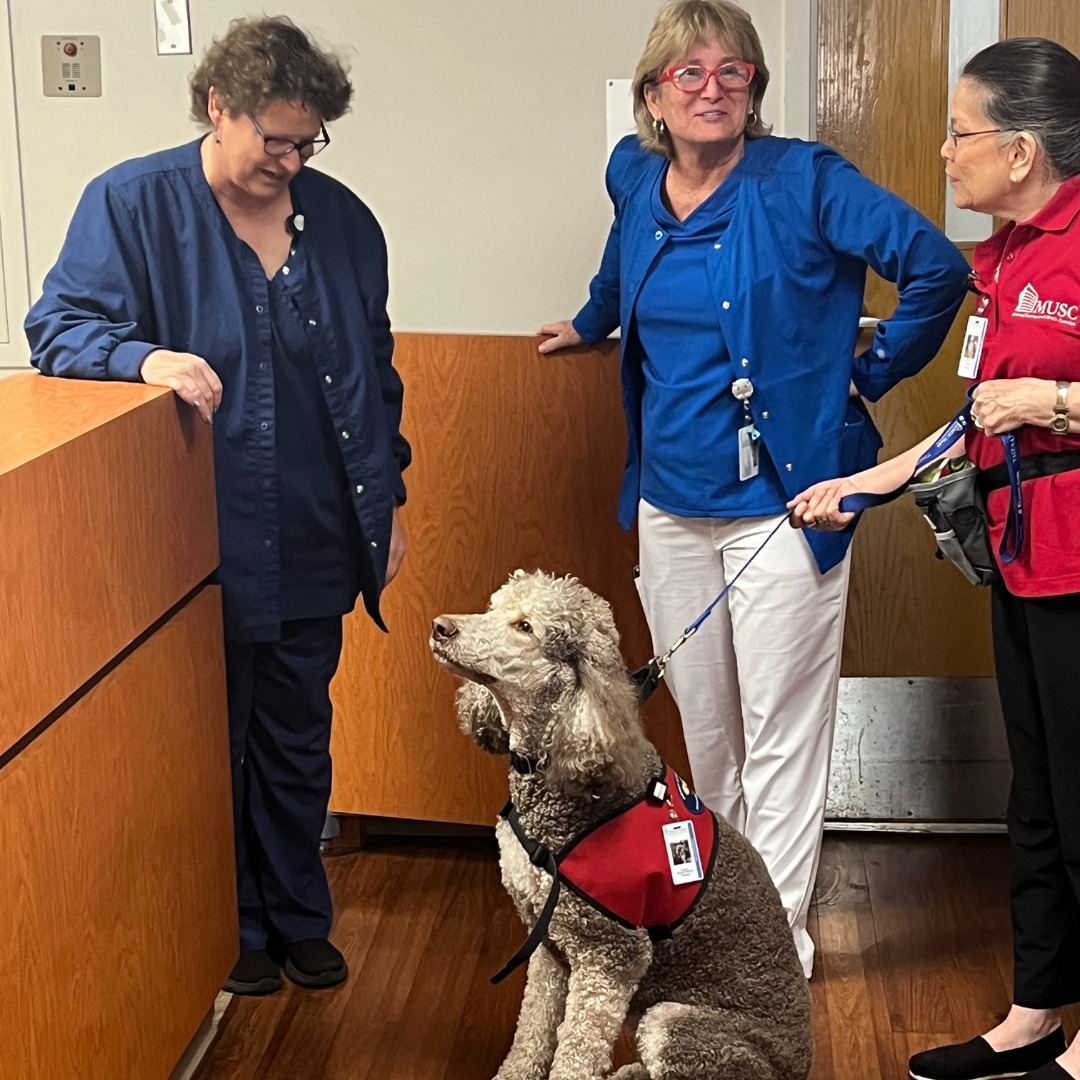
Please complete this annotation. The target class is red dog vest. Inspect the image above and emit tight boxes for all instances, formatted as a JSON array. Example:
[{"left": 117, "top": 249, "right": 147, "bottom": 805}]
[{"left": 493, "top": 764, "right": 717, "bottom": 983}]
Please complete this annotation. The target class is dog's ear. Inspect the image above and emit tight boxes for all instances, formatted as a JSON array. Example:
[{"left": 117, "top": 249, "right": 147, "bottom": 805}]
[
  {"left": 455, "top": 680, "right": 510, "bottom": 755},
  {"left": 543, "top": 620, "right": 648, "bottom": 797}
]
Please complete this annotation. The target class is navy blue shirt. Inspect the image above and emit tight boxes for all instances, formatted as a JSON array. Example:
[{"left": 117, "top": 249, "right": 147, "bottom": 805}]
[
  {"left": 269, "top": 272, "right": 363, "bottom": 621},
  {"left": 26, "top": 139, "right": 409, "bottom": 640},
  {"left": 637, "top": 161, "right": 785, "bottom": 517}
]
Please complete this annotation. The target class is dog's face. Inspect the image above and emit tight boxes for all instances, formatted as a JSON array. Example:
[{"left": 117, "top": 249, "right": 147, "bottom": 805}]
[{"left": 430, "top": 570, "right": 639, "bottom": 784}]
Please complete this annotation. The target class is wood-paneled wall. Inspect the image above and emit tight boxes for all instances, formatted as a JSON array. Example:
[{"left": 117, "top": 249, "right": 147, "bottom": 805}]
[
  {"left": 0, "top": 376, "right": 219, "bottom": 747},
  {"left": 0, "top": 587, "right": 235, "bottom": 1080},
  {"left": 818, "top": 0, "right": 994, "bottom": 678},
  {"left": 1005, "top": 0, "right": 1080, "bottom": 44},
  {"left": 331, "top": 334, "right": 686, "bottom": 825}
]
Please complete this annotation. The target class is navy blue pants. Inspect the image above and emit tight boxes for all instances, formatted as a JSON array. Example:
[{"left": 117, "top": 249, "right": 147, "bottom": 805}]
[
  {"left": 992, "top": 584, "right": 1080, "bottom": 1008},
  {"left": 225, "top": 616, "right": 344, "bottom": 953}
]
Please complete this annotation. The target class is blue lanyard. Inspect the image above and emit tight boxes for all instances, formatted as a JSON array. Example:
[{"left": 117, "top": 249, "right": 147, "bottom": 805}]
[{"left": 838, "top": 393, "right": 1023, "bottom": 565}]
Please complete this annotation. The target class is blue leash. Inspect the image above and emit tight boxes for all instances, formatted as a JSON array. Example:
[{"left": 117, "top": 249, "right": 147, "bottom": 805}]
[
  {"left": 632, "top": 513, "right": 791, "bottom": 704},
  {"left": 838, "top": 396, "right": 1024, "bottom": 564}
]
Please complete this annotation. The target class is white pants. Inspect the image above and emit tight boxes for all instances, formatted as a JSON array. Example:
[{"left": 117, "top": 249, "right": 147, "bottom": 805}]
[{"left": 636, "top": 500, "right": 851, "bottom": 977}]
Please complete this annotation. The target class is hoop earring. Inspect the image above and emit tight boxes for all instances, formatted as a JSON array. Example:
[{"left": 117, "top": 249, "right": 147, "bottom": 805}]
[
  {"left": 652, "top": 117, "right": 666, "bottom": 136},
  {"left": 747, "top": 110, "right": 757, "bottom": 127}
]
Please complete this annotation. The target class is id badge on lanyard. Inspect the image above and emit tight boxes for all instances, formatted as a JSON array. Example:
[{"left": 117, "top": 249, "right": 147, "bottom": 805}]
[{"left": 959, "top": 316, "right": 988, "bottom": 379}]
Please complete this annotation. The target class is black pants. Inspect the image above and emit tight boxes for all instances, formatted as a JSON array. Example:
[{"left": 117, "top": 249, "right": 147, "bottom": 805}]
[
  {"left": 225, "top": 616, "right": 344, "bottom": 953},
  {"left": 992, "top": 583, "right": 1080, "bottom": 1008}
]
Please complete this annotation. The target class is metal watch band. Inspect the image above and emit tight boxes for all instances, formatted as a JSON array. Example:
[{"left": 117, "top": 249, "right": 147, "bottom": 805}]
[{"left": 1051, "top": 380, "right": 1071, "bottom": 434}]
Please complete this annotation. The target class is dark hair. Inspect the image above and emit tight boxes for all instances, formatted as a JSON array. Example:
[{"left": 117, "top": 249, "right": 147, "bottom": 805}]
[
  {"left": 962, "top": 37, "right": 1080, "bottom": 180},
  {"left": 189, "top": 16, "right": 352, "bottom": 126}
]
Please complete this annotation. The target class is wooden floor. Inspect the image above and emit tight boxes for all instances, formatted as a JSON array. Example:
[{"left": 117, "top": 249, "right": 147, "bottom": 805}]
[{"left": 191, "top": 832, "right": 1077, "bottom": 1080}]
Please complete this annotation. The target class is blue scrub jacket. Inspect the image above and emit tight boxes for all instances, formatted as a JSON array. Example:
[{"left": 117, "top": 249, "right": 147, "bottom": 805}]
[{"left": 572, "top": 135, "right": 971, "bottom": 574}]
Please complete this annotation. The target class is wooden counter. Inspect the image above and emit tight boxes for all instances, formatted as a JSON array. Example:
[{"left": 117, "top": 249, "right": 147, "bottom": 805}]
[{"left": 0, "top": 374, "right": 235, "bottom": 1080}]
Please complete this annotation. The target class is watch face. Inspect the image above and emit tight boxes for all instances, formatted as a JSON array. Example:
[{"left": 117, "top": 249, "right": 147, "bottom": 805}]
[{"left": 1051, "top": 414, "right": 1069, "bottom": 434}]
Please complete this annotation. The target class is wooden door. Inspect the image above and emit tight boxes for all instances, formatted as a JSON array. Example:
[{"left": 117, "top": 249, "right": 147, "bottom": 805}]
[{"left": 819, "top": 0, "right": 989, "bottom": 677}]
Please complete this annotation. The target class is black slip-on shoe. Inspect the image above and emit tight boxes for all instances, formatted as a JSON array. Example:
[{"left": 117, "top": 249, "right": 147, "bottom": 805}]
[
  {"left": 283, "top": 937, "right": 348, "bottom": 989},
  {"left": 223, "top": 949, "right": 283, "bottom": 996},
  {"left": 909, "top": 1028, "right": 1066, "bottom": 1080},
  {"left": 1018, "top": 1063, "right": 1074, "bottom": 1079}
]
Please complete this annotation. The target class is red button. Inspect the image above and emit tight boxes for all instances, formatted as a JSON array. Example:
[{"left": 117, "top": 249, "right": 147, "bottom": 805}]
[{"left": 63, "top": 42, "right": 78, "bottom": 56}]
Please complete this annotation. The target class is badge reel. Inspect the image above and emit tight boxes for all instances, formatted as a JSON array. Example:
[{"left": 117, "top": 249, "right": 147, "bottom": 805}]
[{"left": 732, "top": 377, "right": 759, "bottom": 481}]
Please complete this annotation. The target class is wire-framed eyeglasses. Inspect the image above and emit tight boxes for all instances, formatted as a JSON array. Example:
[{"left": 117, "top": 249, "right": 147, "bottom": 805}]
[
  {"left": 947, "top": 127, "right": 1004, "bottom": 147},
  {"left": 247, "top": 114, "right": 330, "bottom": 159},
  {"left": 658, "top": 61, "right": 755, "bottom": 93}
]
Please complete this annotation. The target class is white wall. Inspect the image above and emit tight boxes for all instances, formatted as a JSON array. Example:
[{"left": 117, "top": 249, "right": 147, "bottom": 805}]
[{"left": 2, "top": 0, "right": 813, "bottom": 366}]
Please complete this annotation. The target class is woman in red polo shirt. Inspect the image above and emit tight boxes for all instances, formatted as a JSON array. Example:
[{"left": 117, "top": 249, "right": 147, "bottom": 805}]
[{"left": 789, "top": 36, "right": 1080, "bottom": 1080}]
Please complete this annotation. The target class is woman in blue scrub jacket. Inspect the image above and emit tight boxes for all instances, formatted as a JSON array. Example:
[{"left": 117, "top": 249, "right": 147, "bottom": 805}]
[
  {"left": 539, "top": 0, "right": 969, "bottom": 978},
  {"left": 26, "top": 16, "right": 410, "bottom": 996}
]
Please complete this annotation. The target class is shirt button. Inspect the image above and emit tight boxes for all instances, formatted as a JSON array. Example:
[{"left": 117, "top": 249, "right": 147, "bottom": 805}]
[
  {"left": 785, "top": 463, "right": 793, "bottom": 472},
  {"left": 309, "top": 319, "right": 317, "bottom": 326},
  {"left": 356, "top": 484, "right": 364, "bottom": 494},
  {"left": 741, "top": 358, "right": 748, "bottom": 368},
  {"left": 256, "top": 305, "right": 264, "bottom": 313},
  {"left": 655, "top": 230, "right": 663, "bottom": 240},
  {"left": 341, "top": 431, "right": 350, "bottom": 439},
  {"left": 1006, "top": 253, "right": 1014, "bottom": 261},
  {"left": 263, "top": 538, "right": 272, "bottom": 548},
  {"left": 259, "top": 362, "right": 267, "bottom": 370},
  {"left": 282, "top": 266, "right": 290, "bottom": 275},
  {"left": 714, "top": 242, "right": 722, "bottom": 250},
  {"left": 762, "top": 410, "right": 769, "bottom": 419},
  {"left": 324, "top": 375, "right": 332, "bottom": 384},
  {"left": 260, "top": 421, "right": 269, "bottom": 431},
  {"left": 722, "top": 301, "right": 731, "bottom": 310},
  {"left": 876, "top": 348, "right": 886, "bottom": 358},
  {"left": 370, "top": 540, "right": 378, "bottom": 548}
]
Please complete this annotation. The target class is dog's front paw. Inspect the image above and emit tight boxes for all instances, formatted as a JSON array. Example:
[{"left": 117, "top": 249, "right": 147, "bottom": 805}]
[
  {"left": 494, "top": 1063, "right": 549, "bottom": 1080},
  {"left": 610, "top": 1066, "right": 650, "bottom": 1080}
]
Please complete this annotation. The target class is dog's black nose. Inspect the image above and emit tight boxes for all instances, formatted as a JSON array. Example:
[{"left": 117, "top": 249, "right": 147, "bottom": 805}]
[{"left": 432, "top": 616, "right": 458, "bottom": 640}]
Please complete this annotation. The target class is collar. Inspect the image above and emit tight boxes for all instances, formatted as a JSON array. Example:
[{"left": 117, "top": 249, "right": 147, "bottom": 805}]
[
  {"left": 1023, "top": 173, "right": 1080, "bottom": 234},
  {"left": 510, "top": 751, "right": 542, "bottom": 775}
]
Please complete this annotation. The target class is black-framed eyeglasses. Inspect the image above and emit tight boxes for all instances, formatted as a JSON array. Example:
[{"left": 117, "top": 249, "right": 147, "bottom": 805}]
[
  {"left": 947, "top": 127, "right": 1004, "bottom": 147},
  {"left": 247, "top": 114, "right": 330, "bottom": 159}
]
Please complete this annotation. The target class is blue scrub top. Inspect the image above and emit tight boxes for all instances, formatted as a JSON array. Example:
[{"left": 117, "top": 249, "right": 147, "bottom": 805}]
[{"left": 636, "top": 162, "right": 785, "bottom": 518}]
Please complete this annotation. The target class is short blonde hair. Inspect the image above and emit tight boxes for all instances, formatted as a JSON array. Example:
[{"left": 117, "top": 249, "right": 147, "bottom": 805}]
[{"left": 633, "top": 0, "right": 771, "bottom": 158}]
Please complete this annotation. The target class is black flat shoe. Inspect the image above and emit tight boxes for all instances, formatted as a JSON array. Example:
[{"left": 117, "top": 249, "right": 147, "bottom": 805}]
[
  {"left": 1019, "top": 1063, "right": 1073, "bottom": 1079},
  {"left": 283, "top": 937, "right": 348, "bottom": 989},
  {"left": 223, "top": 949, "right": 283, "bottom": 996},
  {"left": 909, "top": 1028, "right": 1066, "bottom": 1080}
]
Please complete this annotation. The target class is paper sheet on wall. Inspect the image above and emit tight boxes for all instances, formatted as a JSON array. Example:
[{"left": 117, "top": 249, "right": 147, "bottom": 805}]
[
  {"left": 606, "top": 79, "right": 636, "bottom": 158},
  {"left": 946, "top": 0, "right": 998, "bottom": 242}
]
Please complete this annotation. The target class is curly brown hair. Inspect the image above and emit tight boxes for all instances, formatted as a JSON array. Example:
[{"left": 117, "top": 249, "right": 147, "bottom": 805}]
[{"left": 190, "top": 16, "right": 352, "bottom": 126}]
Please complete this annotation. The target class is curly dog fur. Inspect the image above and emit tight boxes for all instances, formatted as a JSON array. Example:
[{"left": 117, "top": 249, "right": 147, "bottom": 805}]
[{"left": 430, "top": 570, "right": 812, "bottom": 1080}]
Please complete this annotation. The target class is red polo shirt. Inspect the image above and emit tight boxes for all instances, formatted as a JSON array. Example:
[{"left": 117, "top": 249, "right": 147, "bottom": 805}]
[{"left": 967, "top": 174, "right": 1080, "bottom": 597}]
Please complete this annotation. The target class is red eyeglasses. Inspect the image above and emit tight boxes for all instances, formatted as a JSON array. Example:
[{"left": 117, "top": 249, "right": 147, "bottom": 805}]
[{"left": 659, "top": 61, "right": 755, "bottom": 92}]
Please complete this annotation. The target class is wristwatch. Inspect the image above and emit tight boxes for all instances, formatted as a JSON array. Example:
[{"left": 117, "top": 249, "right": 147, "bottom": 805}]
[{"left": 1051, "top": 380, "right": 1071, "bottom": 434}]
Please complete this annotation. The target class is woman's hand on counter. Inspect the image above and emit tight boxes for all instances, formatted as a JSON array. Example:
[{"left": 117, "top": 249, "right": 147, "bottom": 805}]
[{"left": 140, "top": 350, "right": 223, "bottom": 424}]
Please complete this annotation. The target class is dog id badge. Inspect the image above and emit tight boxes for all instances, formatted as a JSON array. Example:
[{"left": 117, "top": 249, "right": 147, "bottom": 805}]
[
  {"left": 738, "top": 424, "right": 760, "bottom": 481},
  {"left": 662, "top": 820, "right": 704, "bottom": 884},
  {"left": 958, "top": 316, "right": 988, "bottom": 379}
]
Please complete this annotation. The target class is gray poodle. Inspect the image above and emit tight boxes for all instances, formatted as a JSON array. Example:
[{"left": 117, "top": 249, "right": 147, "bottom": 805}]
[{"left": 430, "top": 570, "right": 812, "bottom": 1080}]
